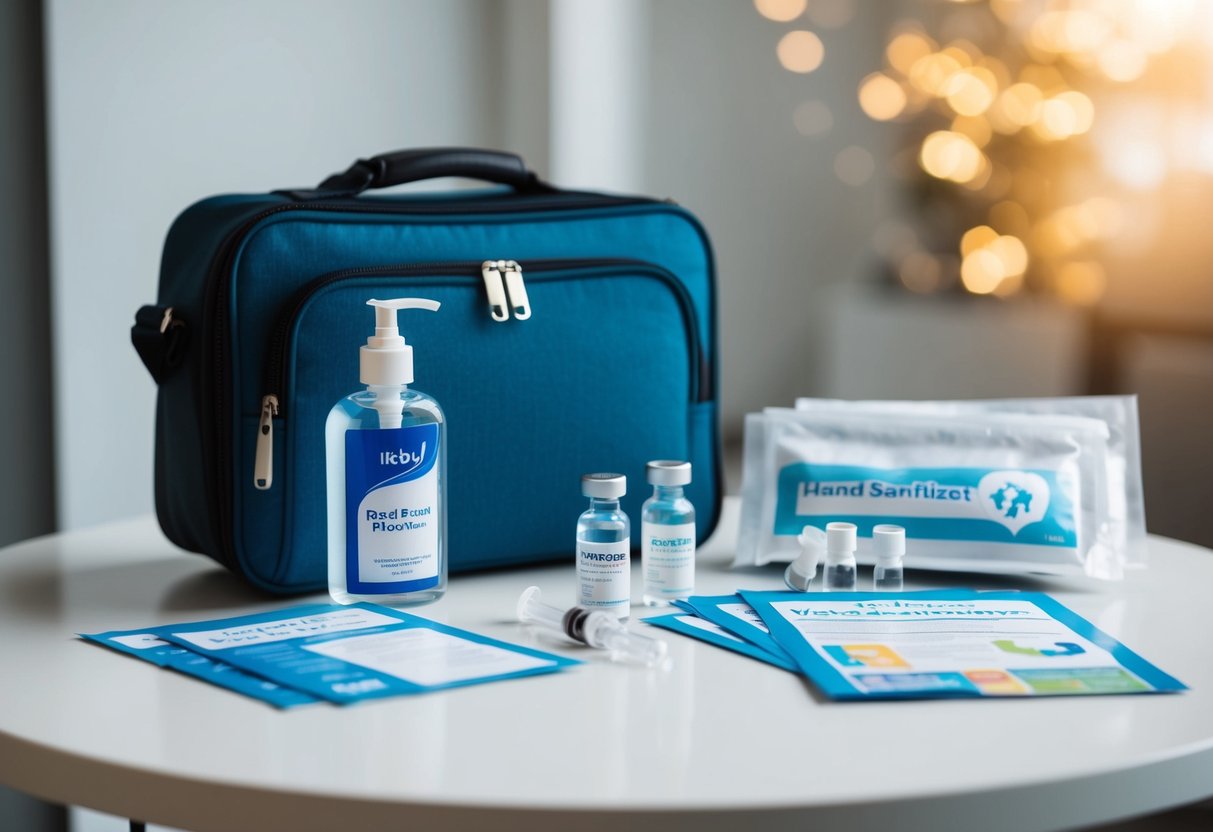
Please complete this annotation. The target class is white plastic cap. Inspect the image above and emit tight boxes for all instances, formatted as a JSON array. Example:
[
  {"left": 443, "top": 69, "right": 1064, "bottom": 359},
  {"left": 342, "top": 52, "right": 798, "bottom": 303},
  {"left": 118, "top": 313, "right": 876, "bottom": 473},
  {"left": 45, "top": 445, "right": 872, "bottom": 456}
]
[
  {"left": 790, "top": 525, "right": 825, "bottom": 578},
  {"left": 646, "top": 460, "right": 691, "bottom": 486},
  {"left": 359, "top": 298, "right": 441, "bottom": 387},
  {"left": 582, "top": 473, "right": 626, "bottom": 499},
  {"left": 825, "top": 522, "right": 857, "bottom": 564},
  {"left": 873, "top": 524, "right": 906, "bottom": 564}
]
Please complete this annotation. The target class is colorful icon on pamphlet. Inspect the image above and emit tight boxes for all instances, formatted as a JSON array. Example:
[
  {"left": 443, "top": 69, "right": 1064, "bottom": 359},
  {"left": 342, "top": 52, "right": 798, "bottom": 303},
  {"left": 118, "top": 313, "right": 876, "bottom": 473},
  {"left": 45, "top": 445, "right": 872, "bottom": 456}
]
[
  {"left": 963, "top": 669, "right": 1028, "bottom": 695},
  {"left": 823, "top": 644, "right": 909, "bottom": 669},
  {"left": 993, "top": 639, "right": 1085, "bottom": 657}
]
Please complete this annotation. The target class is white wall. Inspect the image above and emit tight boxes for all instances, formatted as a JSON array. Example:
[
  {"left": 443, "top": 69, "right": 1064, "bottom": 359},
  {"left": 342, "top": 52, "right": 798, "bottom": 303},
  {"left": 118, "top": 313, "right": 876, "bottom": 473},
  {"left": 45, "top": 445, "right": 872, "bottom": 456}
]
[
  {"left": 645, "top": 0, "right": 899, "bottom": 433},
  {"left": 45, "top": 0, "right": 504, "bottom": 530}
]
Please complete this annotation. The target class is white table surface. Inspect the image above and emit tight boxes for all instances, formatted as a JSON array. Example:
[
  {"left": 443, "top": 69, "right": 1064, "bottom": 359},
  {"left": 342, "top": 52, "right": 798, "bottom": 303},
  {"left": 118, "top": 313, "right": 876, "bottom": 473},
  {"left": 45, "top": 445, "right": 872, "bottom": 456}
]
[{"left": 1, "top": 497, "right": 1211, "bottom": 832}]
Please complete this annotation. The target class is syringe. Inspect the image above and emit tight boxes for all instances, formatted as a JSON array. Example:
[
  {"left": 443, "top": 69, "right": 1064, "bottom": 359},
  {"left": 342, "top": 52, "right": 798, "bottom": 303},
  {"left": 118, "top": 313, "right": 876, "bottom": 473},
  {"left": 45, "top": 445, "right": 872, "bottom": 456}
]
[{"left": 516, "top": 586, "right": 669, "bottom": 668}]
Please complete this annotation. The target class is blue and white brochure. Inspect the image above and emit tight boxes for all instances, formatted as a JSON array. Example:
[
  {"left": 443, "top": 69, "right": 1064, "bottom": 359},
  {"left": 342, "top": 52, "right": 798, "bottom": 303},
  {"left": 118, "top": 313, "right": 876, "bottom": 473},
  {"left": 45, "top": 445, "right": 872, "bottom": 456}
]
[
  {"left": 80, "top": 629, "right": 318, "bottom": 709},
  {"left": 644, "top": 613, "right": 796, "bottom": 671},
  {"left": 152, "top": 603, "right": 579, "bottom": 704},
  {"left": 678, "top": 594, "right": 795, "bottom": 661},
  {"left": 740, "top": 590, "right": 1186, "bottom": 700}
]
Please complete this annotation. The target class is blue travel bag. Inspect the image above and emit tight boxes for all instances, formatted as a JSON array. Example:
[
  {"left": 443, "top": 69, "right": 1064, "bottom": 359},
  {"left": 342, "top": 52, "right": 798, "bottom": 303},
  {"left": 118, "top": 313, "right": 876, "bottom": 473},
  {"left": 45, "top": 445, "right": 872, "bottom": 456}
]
[{"left": 132, "top": 148, "right": 721, "bottom": 593}]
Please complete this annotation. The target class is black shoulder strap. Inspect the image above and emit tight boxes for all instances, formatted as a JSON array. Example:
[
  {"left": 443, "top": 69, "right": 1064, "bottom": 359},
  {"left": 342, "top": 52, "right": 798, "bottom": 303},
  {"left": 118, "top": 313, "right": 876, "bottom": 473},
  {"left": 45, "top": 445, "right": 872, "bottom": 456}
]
[{"left": 131, "top": 305, "right": 188, "bottom": 384}]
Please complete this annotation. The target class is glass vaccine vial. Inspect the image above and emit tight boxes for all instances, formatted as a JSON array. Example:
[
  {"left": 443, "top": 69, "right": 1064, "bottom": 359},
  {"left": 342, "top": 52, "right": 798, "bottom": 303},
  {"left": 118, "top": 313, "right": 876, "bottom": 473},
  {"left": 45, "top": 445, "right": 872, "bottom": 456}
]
[
  {"left": 641, "top": 460, "right": 696, "bottom": 606},
  {"left": 576, "top": 473, "right": 631, "bottom": 620}
]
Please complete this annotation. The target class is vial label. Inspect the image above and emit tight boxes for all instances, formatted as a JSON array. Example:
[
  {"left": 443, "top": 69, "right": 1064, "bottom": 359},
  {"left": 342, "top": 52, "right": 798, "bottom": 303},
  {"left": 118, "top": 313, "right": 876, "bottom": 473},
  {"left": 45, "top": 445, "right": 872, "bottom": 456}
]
[
  {"left": 576, "top": 539, "right": 630, "bottom": 616},
  {"left": 642, "top": 522, "right": 695, "bottom": 600},
  {"left": 344, "top": 424, "right": 440, "bottom": 595}
]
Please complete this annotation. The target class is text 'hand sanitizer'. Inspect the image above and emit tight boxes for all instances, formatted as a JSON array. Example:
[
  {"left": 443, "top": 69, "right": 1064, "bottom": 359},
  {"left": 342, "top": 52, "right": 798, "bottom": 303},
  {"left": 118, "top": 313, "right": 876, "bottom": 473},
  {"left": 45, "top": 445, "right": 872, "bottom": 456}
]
[{"left": 326, "top": 298, "right": 446, "bottom": 607}]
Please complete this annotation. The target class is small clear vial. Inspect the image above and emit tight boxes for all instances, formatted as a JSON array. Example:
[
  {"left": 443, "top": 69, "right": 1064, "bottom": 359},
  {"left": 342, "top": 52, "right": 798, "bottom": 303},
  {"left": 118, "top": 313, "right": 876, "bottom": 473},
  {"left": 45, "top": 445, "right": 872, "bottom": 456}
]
[
  {"left": 823, "top": 522, "right": 858, "bottom": 592},
  {"left": 872, "top": 524, "right": 906, "bottom": 592},
  {"left": 576, "top": 473, "right": 631, "bottom": 620},
  {"left": 641, "top": 460, "right": 696, "bottom": 606}
]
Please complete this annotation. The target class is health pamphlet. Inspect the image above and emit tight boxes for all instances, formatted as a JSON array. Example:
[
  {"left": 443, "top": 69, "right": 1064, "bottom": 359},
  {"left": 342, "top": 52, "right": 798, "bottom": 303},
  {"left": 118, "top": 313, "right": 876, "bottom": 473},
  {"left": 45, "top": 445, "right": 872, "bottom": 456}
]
[
  {"left": 740, "top": 590, "right": 1186, "bottom": 700},
  {"left": 81, "top": 628, "right": 318, "bottom": 709},
  {"left": 644, "top": 613, "right": 796, "bottom": 671},
  {"left": 151, "top": 603, "right": 579, "bottom": 704}
]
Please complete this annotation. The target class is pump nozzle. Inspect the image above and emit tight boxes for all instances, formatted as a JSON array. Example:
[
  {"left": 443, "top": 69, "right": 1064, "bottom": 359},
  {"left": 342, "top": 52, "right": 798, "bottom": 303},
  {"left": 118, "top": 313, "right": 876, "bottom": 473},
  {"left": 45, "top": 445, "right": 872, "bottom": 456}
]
[{"left": 360, "top": 297, "right": 441, "bottom": 391}]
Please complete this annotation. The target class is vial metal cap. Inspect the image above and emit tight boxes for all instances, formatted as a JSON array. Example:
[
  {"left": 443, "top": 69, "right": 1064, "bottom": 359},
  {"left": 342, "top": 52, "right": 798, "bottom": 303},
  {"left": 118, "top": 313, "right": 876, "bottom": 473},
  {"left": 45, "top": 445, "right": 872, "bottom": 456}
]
[
  {"left": 582, "top": 472, "right": 626, "bottom": 499},
  {"left": 873, "top": 524, "right": 906, "bottom": 563},
  {"left": 646, "top": 460, "right": 691, "bottom": 486}
]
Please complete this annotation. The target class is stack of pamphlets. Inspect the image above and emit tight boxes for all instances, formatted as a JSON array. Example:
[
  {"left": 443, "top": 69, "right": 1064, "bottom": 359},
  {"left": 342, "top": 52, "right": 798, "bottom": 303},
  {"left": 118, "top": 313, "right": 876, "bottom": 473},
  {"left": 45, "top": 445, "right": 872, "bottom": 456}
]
[
  {"left": 82, "top": 603, "right": 578, "bottom": 708},
  {"left": 646, "top": 590, "right": 1185, "bottom": 699}
]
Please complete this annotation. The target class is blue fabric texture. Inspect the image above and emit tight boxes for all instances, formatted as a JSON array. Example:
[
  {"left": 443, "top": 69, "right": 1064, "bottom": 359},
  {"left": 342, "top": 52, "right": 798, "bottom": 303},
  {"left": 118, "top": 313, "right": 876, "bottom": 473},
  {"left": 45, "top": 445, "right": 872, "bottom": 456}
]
[{"left": 152, "top": 190, "right": 720, "bottom": 592}]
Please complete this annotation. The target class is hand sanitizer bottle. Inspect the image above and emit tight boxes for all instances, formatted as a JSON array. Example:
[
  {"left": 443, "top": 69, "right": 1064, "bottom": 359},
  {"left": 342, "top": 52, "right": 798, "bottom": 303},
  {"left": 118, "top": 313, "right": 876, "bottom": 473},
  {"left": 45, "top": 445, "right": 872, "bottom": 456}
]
[
  {"left": 326, "top": 298, "right": 445, "bottom": 607},
  {"left": 641, "top": 460, "right": 695, "bottom": 606},
  {"left": 576, "top": 473, "right": 631, "bottom": 620}
]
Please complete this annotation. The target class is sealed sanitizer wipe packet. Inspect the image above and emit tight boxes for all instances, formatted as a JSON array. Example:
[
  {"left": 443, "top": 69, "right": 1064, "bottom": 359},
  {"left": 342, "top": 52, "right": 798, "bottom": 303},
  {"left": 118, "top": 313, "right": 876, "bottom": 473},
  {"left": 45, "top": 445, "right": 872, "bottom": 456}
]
[{"left": 736, "top": 397, "right": 1144, "bottom": 579}]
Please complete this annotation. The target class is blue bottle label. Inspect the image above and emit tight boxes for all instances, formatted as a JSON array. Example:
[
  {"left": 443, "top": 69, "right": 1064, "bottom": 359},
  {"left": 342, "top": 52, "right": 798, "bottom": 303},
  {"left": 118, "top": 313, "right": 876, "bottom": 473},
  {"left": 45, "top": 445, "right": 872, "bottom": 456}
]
[{"left": 345, "top": 423, "right": 440, "bottom": 594}]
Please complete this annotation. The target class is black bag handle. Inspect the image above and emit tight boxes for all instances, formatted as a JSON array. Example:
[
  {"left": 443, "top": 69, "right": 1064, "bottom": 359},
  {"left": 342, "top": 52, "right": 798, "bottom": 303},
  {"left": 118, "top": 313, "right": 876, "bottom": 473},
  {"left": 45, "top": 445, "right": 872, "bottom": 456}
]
[{"left": 310, "top": 147, "right": 552, "bottom": 197}]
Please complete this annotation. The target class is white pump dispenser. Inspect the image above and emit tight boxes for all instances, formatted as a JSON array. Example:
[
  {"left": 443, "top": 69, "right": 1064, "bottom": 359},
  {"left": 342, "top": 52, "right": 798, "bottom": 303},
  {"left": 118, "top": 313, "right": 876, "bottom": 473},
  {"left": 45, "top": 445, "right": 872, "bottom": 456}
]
[
  {"left": 326, "top": 296, "right": 447, "bottom": 607},
  {"left": 360, "top": 298, "right": 440, "bottom": 429}
]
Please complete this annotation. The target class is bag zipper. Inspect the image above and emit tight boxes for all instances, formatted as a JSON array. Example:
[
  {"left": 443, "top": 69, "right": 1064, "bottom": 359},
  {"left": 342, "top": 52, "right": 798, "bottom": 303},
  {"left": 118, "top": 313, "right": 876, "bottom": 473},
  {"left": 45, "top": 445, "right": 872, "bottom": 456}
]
[
  {"left": 252, "top": 257, "right": 707, "bottom": 491},
  {"left": 203, "top": 194, "right": 661, "bottom": 568}
]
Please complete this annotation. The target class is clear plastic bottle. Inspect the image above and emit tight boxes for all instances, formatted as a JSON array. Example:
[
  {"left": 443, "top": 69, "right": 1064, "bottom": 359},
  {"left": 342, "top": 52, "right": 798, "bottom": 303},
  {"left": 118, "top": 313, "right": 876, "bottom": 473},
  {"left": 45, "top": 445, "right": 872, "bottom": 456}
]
[
  {"left": 326, "top": 299, "right": 446, "bottom": 607},
  {"left": 576, "top": 473, "right": 631, "bottom": 620},
  {"left": 641, "top": 460, "right": 695, "bottom": 606}
]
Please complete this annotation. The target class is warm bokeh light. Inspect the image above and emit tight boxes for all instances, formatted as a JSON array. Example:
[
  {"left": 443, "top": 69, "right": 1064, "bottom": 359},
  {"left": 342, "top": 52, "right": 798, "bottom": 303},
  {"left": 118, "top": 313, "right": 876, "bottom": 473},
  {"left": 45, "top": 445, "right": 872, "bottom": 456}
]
[
  {"left": 944, "top": 67, "right": 998, "bottom": 116},
  {"left": 858, "top": 73, "right": 907, "bottom": 121},
  {"left": 790, "top": 0, "right": 1210, "bottom": 303},
  {"left": 961, "top": 225, "right": 999, "bottom": 257},
  {"left": 887, "top": 29, "right": 934, "bottom": 75},
  {"left": 960, "top": 249, "right": 1004, "bottom": 294},
  {"left": 920, "top": 130, "right": 986, "bottom": 183},
  {"left": 951, "top": 114, "right": 992, "bottom": 147},
  {"left": 909, "top": 52, "right": 964, "bottom": 96},
  {"left": 777, "top": 30, "right": 825, "bottom": 73},
  {"left": 754, "top": 0, "right": 806, "bottom": 23},
  {"left": 1054, "top": 260, "right": 1107, "bottom": 306}
]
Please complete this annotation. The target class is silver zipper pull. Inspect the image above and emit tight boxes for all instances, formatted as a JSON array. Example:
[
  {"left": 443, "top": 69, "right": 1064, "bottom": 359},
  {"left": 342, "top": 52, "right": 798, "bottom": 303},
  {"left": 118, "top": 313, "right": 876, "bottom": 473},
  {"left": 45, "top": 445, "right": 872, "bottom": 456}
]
[
  {"left": 254, "top": 394, "right": 278, "bottom": 490},
  {"left": 481, "top": 260, "right": 510, "bottom": 322},
  {"left": 502, "top": 260, "right": 531, "bottom": 320}
]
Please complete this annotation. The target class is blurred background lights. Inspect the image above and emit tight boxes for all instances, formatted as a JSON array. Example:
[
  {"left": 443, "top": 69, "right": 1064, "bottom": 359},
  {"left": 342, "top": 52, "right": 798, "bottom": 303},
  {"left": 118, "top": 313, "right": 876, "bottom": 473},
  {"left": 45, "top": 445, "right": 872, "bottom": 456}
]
[
  {"left": 920, "top": 130, "right": 985, "bottom": 183},
  {"left": 777, "top": 30, "right": 825, "bottom": 73},
  {"left": 753, "top": 0, "right": 806, "bottom": 23},
  {"left": 759, "top": 0, "right": 1213, "bottom": 304},
  {"left": 858, "top": 73, "right": 907, "bottom": 121},
  {"left": 944, "top": 67, "right": 998, "bottom": 116}
]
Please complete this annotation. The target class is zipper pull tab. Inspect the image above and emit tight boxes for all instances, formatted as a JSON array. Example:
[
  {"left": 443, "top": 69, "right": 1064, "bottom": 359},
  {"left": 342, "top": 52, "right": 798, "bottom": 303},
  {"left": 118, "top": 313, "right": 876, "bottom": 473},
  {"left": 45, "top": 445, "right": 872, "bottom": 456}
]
[
  {"left": 502, "top": 260, "right": 531, "bottom": 320},
  {"left": 254, "top": 394, "right": 278, "bottom": 491},
  {"left": 481, "top": 260, "right": 510, "bottom": 322}
]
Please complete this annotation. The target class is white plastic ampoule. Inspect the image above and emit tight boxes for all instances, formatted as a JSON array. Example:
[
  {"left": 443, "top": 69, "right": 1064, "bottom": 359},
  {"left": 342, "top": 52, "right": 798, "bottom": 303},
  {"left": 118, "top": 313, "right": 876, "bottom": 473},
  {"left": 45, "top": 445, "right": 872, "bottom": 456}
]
[
  {"left": 823, "top": 522, "right": 858, "bottom": 592},
  {"left": 872, "top": 524, "right": 906, "bottom": 592}
]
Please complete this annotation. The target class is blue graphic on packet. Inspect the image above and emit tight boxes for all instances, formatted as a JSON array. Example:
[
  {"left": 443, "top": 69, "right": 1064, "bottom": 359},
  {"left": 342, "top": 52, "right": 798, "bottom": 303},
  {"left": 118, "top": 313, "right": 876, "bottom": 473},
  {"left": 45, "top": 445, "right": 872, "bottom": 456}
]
[{"left": 80, "top": 629, "right": 318, "bottom": 709}]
